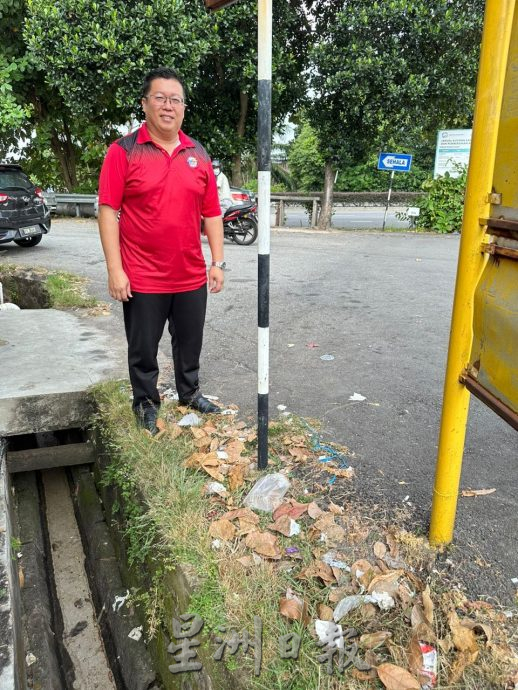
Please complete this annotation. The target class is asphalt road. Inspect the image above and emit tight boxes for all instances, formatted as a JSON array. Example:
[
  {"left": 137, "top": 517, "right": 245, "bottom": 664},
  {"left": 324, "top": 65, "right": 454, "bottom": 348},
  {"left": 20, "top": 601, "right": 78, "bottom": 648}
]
[
  {"left": 279, "top": 205, "right": 409, "bottom": 230},
  {"left": 2, "top": 219, "right": 516, "bottom": 603}
]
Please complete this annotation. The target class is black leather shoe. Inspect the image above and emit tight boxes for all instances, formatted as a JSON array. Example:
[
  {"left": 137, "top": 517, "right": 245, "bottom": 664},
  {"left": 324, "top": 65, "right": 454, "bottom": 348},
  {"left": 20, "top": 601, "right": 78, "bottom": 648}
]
[
  {"left": 134, "top": 402, "right": 160, "bottom": 435},
  {"left": 180, "top": 394, "right": 220, "bottom": 414}
]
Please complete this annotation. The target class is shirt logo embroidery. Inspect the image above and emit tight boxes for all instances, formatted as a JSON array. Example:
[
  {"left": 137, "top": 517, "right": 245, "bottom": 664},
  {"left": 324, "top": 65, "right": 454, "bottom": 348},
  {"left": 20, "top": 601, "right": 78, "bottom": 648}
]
[{"left": 187, "top": 156, "right": 198, "bottom": 168}]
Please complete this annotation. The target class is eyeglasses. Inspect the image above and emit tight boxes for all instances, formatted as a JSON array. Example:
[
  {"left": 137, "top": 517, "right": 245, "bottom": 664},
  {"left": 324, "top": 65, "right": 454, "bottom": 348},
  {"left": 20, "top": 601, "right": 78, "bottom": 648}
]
[{"left": 145, "top": 94, "right": 186, "bottom": 107}]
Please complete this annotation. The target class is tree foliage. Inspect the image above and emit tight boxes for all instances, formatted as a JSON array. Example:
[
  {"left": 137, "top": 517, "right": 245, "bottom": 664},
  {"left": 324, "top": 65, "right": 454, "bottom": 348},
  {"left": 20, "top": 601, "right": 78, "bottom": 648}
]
[
  {"left": 187, "top": 0, "right": 311, "bottom": 184},
  {"left": 20, "top": 0, "right": 310, "bottom": 188},
  {"left": 25, "top": 0, "right": 212, "bottom": 127},
  {"left": 287, "top": 121, "right": 324, "bottom": 191},
  {"left": 305, "top": 0, "right": 484, "bottom": 227}
]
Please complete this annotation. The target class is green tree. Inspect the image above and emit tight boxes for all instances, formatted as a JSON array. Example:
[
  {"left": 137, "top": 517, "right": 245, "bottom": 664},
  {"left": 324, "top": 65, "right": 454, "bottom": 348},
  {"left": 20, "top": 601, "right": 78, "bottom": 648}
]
[
  {"left": 187, "top": 0, "right": 311, "bottom": 185},
  {"left": 22, "top": 0, "right": 212, "bottom": 188},
  {"left": 287, "top": 120, "right": 324, "bottom": 192},
  {"left": 0, "top": 0, "right": 85, "bottom": 189},
  {"left": 306, "top": 0, "right": 484, "bottom": 229}
]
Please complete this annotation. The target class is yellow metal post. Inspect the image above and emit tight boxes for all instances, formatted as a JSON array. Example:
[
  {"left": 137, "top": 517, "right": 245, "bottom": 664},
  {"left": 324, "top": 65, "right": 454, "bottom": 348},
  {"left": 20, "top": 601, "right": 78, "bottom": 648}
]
[{"left": 429, "top": 0, "right": 516, "bottom": 546}]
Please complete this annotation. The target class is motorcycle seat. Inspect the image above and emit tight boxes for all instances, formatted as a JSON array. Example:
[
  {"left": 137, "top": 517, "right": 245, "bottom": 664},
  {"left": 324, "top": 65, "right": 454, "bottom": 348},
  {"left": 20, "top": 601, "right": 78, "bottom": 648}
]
[{"left": 224, "top": 202, "right": 255, "bottom": 216}]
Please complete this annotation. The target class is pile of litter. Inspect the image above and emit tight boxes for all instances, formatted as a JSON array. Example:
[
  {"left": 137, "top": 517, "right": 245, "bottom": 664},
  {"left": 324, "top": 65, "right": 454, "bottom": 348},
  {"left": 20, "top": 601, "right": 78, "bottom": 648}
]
[
  {"left": 96, "top": 383, "right": 518, "bottom": 689},
  {"left": 148, "top": 402, "right": 518, "bottom": 689}
]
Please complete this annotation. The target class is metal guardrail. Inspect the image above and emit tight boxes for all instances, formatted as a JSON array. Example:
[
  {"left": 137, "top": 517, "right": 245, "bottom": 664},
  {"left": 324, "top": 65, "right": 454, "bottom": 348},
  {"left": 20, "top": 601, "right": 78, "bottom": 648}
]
[
  {"left": 44, "top": 191, "right": 421, "bottom": 224},
  {"left": 271, "top": 192, "right": 420, "bottom": 226}
]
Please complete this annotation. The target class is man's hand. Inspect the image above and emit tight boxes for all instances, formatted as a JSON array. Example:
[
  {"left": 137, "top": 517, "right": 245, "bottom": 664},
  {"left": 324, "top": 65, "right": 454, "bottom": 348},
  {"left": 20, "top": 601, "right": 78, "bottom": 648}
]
[
  {"left": 208, "top": 266, "right": 224, "bottom": 293},
  {"left": 108, "top": 267, "right": 132, "bottom": 301}
]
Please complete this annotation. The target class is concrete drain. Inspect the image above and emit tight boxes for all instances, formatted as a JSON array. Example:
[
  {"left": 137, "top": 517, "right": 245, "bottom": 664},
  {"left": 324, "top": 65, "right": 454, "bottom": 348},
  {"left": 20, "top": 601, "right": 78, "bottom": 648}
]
[{"left": 2, "top": 431, "right": 159, "bottom": 690}]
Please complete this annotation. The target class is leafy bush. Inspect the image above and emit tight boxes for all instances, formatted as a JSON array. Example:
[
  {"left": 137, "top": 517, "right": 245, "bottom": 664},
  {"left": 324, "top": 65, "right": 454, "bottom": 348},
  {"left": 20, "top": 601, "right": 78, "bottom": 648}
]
[
  {"left": 410, "top": 166, "right": 468, "bottom": 233},
  {"left": 287, "top": 121, "right": 325, "bottom": 191}
]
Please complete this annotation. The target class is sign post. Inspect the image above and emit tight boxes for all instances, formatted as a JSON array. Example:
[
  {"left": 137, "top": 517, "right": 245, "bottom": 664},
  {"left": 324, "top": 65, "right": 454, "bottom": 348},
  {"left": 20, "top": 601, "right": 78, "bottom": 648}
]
[
  {"left": 257, "top": 0, "right": 272, "bottom": 469},
  {"left": 377, "top": 152, "right": 412, "bottom": 231},
  {"left": 203, "top": 0, "right": 272, "bottom": 470},
  {"left": 434, "top": 129, "right": 472, "bottom": 178}
]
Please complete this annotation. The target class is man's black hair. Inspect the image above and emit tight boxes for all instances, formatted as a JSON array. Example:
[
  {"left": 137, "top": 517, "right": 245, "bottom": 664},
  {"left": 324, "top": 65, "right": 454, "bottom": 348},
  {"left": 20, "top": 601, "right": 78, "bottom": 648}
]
[{"left": 141, "top": 67, "right": 186, "bottom": 98}]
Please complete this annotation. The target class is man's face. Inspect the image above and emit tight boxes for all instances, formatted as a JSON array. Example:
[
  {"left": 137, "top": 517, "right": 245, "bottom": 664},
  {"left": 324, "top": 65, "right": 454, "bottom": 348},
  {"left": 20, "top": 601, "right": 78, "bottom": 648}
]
[{"left": 142, "top": 78, "right": 185, "bottom": 138}]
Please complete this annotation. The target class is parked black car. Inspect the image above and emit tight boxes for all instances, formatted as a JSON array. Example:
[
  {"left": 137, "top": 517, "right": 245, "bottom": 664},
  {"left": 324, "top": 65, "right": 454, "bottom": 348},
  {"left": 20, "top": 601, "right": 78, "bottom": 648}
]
[{"left": 0, "top": 164, "right": 51, "bottom": 247}]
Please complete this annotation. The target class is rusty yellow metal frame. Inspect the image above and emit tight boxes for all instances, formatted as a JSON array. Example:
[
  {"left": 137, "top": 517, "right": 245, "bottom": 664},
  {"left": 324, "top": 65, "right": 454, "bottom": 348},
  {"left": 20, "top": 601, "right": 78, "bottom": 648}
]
[{"left": 429, "top": 1, "right": 517, "bottom": 546}]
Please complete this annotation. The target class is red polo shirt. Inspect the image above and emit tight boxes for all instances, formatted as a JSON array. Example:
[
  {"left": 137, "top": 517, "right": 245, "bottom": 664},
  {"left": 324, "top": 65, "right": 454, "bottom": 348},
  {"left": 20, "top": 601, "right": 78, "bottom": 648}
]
[{"left": 98, "top": 123, "right": 221, "bottom": 293}]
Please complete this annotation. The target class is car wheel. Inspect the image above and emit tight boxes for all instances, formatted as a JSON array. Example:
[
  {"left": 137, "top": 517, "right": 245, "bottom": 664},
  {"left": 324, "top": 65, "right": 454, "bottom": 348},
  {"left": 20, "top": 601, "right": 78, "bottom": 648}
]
[{"left": 14, "top": 235, "right": 43, "bottom": 248}]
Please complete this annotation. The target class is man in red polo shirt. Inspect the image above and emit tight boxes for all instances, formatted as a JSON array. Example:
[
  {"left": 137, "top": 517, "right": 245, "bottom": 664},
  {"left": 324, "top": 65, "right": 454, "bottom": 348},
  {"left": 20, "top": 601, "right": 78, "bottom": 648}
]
[{"left": 98, "top": 67, "right": 224, "bottom": 434}]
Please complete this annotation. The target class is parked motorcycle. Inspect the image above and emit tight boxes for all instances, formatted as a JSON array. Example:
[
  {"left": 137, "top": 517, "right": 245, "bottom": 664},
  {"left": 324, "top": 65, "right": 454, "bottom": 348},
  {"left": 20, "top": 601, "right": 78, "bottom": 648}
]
[{"left": 223, "top": 201, "right": 258, "bottom": 245}]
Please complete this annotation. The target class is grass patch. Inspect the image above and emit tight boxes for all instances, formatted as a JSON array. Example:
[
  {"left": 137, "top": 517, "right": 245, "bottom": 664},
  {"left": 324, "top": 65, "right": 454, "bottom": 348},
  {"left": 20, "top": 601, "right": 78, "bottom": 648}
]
[
  {"left": 91, "top": 381, "right": 518, "bottom": 690},
  {"left": 46, "top": 271, "right": 98, "bottom": 308}
]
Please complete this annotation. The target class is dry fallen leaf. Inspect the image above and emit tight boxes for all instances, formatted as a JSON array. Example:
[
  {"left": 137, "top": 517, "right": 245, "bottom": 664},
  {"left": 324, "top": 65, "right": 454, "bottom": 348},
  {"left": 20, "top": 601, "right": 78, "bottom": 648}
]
[
  {"left": 368, "top": 570, "right": 403, "bottom": 597},
  {"left": 237, "top": 518, "right": 258, "bottom": 536},
  {"left": 411, "top": 604, "right": 427, "bottom": 630},
  {"left": 268, "top": 514, "right": 294, "bottom": 537},
  {"left": 358, "top": 603, "right": 378, "bottom": 620},
  {"left": 461, "top": 488, "right": 496, "bottom": 497},
  {"left": 279, "top": 594, "right": 310, "bottom": 625},
  {"left": 245, "top": 531, "right": 282, "bottom": 559},
  {"left": 328, "top": 501, "right": 344, "bottom": 515},
  {"left": 407, "top": 633, "right": 424, "bottom": 679},
  {"left": 228, "top": 464, "right": 246, "bottom": 491},
  {"left": 351, "top": 559, "right": 378, "bottom": 588},
  {"left": 386, "top": 532, "right": 400, "bottom": 558},
  {"left": 449, "top": 649, "right": 479, "bottom": 684},
  {"left": 460, "top": 619, "right": 492, "bottom": 644},
  {"left": 221, "top": 507, "right": 259, "bottom": 523},
  {"left": 236, "top": 556, "right": 254, "bottom": 568},
  {"left": 317, "top": 604, "right": 334, "bottom": 621},
  {"left": 307, "top": 502, "right": 323, "bottom": 519},
  {"left": 224, "top": 439, "right": 246, "bottom": 463},
  {"left": 208, "top": 519, "right": 236, "bottom": 541},
  {"left": 194, "top": 436, "right": 212, "bottom": 450},
  {"left": 377, "top": 663, "right": 420, "bottom": 690},
  {"left": 201, "top": 462, "right": 225, "bottom": 482},
  {"left": 360, "top": 631, "right": 392, "bottom": 650},
  {"left": 313, "top": 514, "right": 346, "bottom": 545},
  {"left": 185, "top": 451, "right": 215, "bottom": 468},
  {"left": 373, "top": 541, "right": 387, "bottom": 559},
  {"left": 352, "top": 668, "right": 377, "bottom": 681},
  {"left": 320, "top": 465, "right": 355, "bottom": 479},
  {"left": 273, "top": 499, "right": 308, "bottom": 521},
  {"left": 422, "top": 585, "right": 434, "bottom": 626},
  {"left": 329, "top": 586, "right": 353, "bottom": 604},
  {"left": 288, "top": 446, "right": 309, "bottom": 461},
  {"left": 448, "top": 611, "right": 479, "bottom": 653},
  {"left": 168, "top": 424, "right": 184, "bottom": 440},
  {"left": 301, "top": 560, "right": 336, "bottom": 585}
]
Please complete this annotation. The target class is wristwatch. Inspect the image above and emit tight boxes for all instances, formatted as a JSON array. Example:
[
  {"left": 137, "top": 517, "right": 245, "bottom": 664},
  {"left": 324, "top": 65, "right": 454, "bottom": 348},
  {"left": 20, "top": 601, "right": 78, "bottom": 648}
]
[{"left": 211, "top": 261, "right": 226, "bottom": 270}]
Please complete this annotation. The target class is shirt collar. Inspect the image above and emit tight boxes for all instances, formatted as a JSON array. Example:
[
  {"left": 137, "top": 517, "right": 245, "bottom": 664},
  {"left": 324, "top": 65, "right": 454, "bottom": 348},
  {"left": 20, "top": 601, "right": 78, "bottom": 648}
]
[{"left": 137, "top": 122, "right": 195, "bottom": 148}]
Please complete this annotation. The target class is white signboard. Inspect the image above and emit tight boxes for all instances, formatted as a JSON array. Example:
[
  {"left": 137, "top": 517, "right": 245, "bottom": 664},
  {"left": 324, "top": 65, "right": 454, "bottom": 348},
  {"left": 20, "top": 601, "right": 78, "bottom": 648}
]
[{"left": 434, "top": 129, "right": 472, "bottom": 178}]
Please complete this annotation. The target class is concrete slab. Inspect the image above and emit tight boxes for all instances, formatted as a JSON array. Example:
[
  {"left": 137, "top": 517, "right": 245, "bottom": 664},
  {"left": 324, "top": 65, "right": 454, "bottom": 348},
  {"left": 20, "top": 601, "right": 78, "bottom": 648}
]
[{"left": 0, "top": 309, "right": 126, "bottom": 437}]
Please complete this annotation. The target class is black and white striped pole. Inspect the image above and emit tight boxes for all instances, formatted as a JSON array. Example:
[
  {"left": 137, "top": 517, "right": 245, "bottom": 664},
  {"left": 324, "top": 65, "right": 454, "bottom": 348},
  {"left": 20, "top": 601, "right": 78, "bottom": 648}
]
[{"left": 257, "top": 0, "right": 272, "bottom": 470}]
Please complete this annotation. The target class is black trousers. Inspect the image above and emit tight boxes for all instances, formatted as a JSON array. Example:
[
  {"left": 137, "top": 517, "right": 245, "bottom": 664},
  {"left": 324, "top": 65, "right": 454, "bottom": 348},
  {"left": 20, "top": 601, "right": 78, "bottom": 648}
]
[{"left": 122, "top": 285, "right": 207, "bottom": 408}]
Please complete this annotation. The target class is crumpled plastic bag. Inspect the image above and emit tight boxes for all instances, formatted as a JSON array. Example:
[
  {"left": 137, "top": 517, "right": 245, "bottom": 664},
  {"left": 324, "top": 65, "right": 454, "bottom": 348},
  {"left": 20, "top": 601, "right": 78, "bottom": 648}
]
[{"left": 243, "top": 473, "right": 290, "bottom": 512}]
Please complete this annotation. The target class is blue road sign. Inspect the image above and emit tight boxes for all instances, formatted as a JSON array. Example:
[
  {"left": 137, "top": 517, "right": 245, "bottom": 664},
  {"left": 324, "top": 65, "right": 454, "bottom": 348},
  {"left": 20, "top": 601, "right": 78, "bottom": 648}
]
[{"left": 377, "top": 152, "right": 413, "bottom": 172}]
